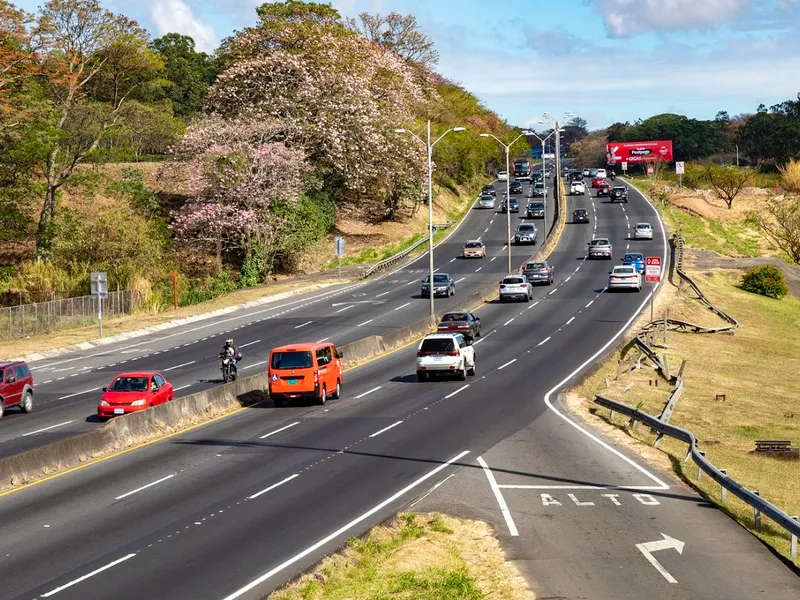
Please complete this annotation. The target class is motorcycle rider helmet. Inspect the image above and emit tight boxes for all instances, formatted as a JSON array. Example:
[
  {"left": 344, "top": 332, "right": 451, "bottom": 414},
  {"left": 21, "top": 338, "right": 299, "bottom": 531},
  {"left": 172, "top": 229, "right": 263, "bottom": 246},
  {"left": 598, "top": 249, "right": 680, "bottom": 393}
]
[{"left": 225, "top": 338, "right": 233, "bottom": 346}]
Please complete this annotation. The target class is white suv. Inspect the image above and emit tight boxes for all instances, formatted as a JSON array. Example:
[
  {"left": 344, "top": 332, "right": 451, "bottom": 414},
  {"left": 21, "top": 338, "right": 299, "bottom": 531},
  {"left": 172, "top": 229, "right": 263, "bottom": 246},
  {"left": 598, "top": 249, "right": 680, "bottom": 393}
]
[
  {"left": 596, "top": 168, "right": 607, "bottom": 179},
  {"left": 499, "top": 274, "right": 533, "bottom": 302},
  {"left": 570, "top": 180, "right": 586, "bottom": 195},
  {"left": 416, "top": 333, "right": 476, "bottom": 381}
]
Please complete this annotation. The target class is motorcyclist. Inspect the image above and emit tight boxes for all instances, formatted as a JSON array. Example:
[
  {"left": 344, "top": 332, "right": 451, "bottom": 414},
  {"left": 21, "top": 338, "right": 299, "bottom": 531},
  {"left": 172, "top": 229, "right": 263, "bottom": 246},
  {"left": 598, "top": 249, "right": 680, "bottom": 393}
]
[
  {"left": 610, "top": 170, "right": 616, "bottom": 180},
  {"left": 219, "top": 338, "right": 241, "bottom": 376}
]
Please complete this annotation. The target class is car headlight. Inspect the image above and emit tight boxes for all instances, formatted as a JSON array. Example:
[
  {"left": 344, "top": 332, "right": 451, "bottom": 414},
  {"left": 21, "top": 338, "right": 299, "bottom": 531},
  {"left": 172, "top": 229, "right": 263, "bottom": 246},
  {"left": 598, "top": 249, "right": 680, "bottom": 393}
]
[
  {"left": 131, "top": 399, "right": 147, "bottom": 406},
  {"left": 100, "top": 400, "right": 109, "bottom": 406}
]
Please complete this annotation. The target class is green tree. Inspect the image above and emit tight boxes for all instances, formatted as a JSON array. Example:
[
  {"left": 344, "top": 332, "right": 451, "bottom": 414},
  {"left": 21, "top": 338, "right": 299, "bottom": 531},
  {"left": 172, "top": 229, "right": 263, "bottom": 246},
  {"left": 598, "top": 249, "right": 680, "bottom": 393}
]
[{"left": 151, "top": 33, "right": 217, "bottom": 118}]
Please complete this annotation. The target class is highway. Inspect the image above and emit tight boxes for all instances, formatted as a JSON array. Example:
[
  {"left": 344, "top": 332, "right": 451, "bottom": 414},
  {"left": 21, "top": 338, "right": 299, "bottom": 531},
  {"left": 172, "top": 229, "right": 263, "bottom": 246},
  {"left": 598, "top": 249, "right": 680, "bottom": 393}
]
[
  {"left": 0, "top": 174, "right": 555, "bottom": 457},
  {"left": 2, "top": 175, "right": 798, "bottom": 600}
]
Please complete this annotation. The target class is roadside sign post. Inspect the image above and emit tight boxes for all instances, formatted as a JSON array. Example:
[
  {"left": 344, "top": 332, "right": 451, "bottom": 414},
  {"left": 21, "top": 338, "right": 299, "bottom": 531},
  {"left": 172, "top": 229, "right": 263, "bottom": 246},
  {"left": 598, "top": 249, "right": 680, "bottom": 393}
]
[
  {"left": 647, "top": 163, "right": 655, "bottom": 177},
  {"left": 675, "top": 161, "right": 685, "bottom": 188},
  {"left": 645, "top": 257, "right": 662, "bottom": 322},
  {"left": 621, "top": 161, "right": 627, "bottom": 176},
  {"left": 90, "top": 271, "right": 108, "bottom": 338},
  {"left": 334, "top": 236, "right": 345, "bottom": 279}
]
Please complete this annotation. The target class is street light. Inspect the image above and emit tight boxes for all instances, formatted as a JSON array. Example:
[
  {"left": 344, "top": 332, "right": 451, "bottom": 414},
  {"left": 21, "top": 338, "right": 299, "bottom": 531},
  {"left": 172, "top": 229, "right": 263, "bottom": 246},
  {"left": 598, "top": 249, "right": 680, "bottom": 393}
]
[
  {"left": 529, "top": 126, "right": 557, "bottom": 246},
  {"left": 480, "top": 130, "right": 533, "bottom": 274},
  {"left": 395, "top": 121, "right": 465, "bottom": 319},
  {"left": 541, "top": 112, "right": 573, "bottom": 230}
]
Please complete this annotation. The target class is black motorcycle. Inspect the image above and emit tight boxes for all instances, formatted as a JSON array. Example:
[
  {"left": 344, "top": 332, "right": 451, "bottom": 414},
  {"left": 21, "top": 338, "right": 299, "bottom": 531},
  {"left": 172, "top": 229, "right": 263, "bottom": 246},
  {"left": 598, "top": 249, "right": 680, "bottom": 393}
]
[
  {"left": 219, "top": 352, "right": 242, "bottom": 383},
  {"left": 610, "top": 172, "right": 616, "bottom": 181}
]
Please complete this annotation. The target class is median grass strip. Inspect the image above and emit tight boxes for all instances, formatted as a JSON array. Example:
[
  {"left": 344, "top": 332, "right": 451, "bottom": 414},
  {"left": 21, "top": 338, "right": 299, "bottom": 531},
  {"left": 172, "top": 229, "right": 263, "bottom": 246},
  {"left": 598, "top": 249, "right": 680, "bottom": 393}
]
[
  {"left": 267, "top": 512, "right": 534, "bottom": 600},
  {"left": 570, "top": 268, "right": 800, "bottom": 562}
]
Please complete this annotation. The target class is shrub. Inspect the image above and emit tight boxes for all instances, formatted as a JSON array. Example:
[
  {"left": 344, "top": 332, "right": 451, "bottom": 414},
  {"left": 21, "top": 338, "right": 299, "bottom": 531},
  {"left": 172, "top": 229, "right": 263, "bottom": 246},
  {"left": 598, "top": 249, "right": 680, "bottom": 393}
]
[
  {"left": 740, "top": 265, "right": 789, "bottom": 299},
  {"left": 779, "top": 159, "right": 800, "bottom": 193},
  {"left": 681, "top": 163, "right": 707, "bottom": 189}
]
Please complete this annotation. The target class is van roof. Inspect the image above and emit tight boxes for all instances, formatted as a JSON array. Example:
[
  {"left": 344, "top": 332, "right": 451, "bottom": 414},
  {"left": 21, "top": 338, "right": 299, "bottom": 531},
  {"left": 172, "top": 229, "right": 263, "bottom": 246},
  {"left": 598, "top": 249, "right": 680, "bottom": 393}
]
[{"left": 270, "top": 342, "right": 332, "bottom": 353}]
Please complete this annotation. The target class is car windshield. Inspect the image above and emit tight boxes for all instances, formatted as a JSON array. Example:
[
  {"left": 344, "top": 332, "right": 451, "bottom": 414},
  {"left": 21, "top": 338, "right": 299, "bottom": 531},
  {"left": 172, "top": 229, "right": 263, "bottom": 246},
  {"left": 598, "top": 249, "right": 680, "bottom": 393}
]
[
  {"left": 465, "top": 242, "right": 482, "bottom": 248},
  {"left": 590, "top": 239, "right": 610, "bottom": 245},
  {"left": 518, "top": 225, "right": 534, "bottom": 231},
  {"left": 110, "top": 376, "right": 149, "bottom": 392},
  {"left": 624, "top": 254, "right": 643, "bottom": 261},
  {"left": 530, "top": 202, "right": 544, "bottom": 208},
  {"left": 503, "top": 277, "right": 524, "bottom": 284},
  {"left": 527, "top": 262, "right": 546, "bottom": 270},
  {"left": 616, "top": 267, "right": 635, "bottom": 274},
  {"left": 480, "top": 195, "right": 492, "bottom": 200},
  {"left": 442, "top": 313, "right": 468, "bottom": 322},
  {"left": 576, "top": 209, "right": 587, "bottom": 215},
  {"left": 637, "top": 223, "right": 650, "bottom": 229},
  {"left": 420, "top": 338, "right": 455, "bottom": 353},
  {"left": 271, "top": 351, "right": 313, "bottom": 370}
]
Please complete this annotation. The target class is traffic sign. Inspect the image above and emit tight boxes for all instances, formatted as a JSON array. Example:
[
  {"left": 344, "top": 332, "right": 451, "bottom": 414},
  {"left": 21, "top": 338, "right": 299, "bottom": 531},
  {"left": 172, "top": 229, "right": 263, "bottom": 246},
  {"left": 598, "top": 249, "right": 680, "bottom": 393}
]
[
  {"left": 621, "top": 161, "right": 628, "bottom": 172},
  {"left": 90, "top": 271, "right": 108, "bottom": 298},
  {"left": 334, "top": 236, "right": 345, "bottom": 256},
  {"left": 675, "top": 161, "right": 685, "bottom": 175},
  {"left": 645, "top": 256, "right": 661, "bottom": 283},
  {"left": 647, "top": 164, "right": 654, "bottom": 176}
]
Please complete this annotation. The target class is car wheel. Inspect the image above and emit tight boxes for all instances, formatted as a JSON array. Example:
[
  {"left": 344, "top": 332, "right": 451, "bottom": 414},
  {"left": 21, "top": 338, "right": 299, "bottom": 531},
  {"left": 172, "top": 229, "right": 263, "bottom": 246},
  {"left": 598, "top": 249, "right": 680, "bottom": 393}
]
[
  {"left": 417, "top": 371, "right": 428, "bottom": 382},
  {"left": 468, "top": 359, "right": 476, "bottom": 376},
  {"left": 458, "top": 362, "right": 467, "bottom": 381},
  {"left": 21, "top": 391, "right": 33, "bottom": 413},
  {"left": 0, "top": 400, "right": 4, "bottom": 420},
  {"left": 317, "top": 385, "right": 327, "bottom": 406},
  {"left": 525, "top": 293, "right": 531, "bottom": 302},
  {"left": 273, "top": 395, "right": 283, "bottom": 407},
  {"left": 332, "top": 380, "right": 341, "bottom": 399}
]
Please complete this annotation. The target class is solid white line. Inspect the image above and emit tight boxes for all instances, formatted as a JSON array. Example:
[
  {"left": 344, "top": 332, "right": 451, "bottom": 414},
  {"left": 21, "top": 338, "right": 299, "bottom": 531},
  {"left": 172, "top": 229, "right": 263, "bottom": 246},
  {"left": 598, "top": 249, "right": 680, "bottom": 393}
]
[
  {"left": 537, "top": 336, "right": 551, "bottom": 346},
  {"left": 41, "top": 553, "right": 138, "bottom": 597},
  {"left": 498, "top": 359, "right": 517, "bottom": 370},
  {"left": 503, "top": 318, "right": 515, "bottom": 326},
  {"left": 498, "top": 484, "right": 666, "bottom": 490},
  {"left": 445, "top": 384, "right": 470, "bottom": 398},
  {"left": 475, "top": 267, "right": 483, "bottom": 272},
  {"left": 242, "top": 360, "right": 268, "bottom": 370},
  {"left": 173, "top": 384, "right": 193, "bottom": 391},
  {"left": 57, "top": 387, "right": 100, "bottom": 400},
  {"left": 238, "top": 340, "right": 261, "bottom": 348},
  {"left": 637, "top": 541, "right": 679, "bottom": 584},
  {"left": 335, "top": 304, "right": 354, "bottom": 313},
  {"left": 355, "top": 386, "right": 382, "bottom": 399},
  {"left": 248, "top": 474, "right": 300, "bottom": 499},
  {"left": 357, "top": 319, "right": 373, "bottom": 327},
  {"left": 586, "top": 300, "right": 594, "bottom": 308},
  {"left": 115, "top": 474, "right": 176, "bottom": 500},
  {"left": 21, "top": 421, "right": 75, "bottom": 436},
  {"left": 369, "top": 420, "right": 403, "bottom": 438},
  {"left": 394, "top": 302, "right": 411, "bottom": 311},
  {"left": 477, "top": 456, "right": 519, "bottom": 536},
  {"left": 409, "top": 473, "right": 456, "bottom": 508},
  {"left": 259, "top": 421, "right": 300, "bottom": 439},
  {"left": 221, "top": 450, "right": 470, "bottom": 600},
  {"left": 566, "top": 316, "right": 575, "bottom": 325},
  {"left": 163, "top": 360, "right": 196, "bottom": 372},
  {"left": 295, "top": 320, "right": 314, "bottom": 328},
  {"left": 376, "top": 290, "right": 392, "bottom": 297}
]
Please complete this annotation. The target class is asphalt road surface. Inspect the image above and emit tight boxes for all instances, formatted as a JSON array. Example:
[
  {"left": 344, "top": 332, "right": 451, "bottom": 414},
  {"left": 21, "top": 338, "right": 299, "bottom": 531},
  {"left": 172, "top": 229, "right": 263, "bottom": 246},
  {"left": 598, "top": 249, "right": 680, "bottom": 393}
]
[{"left": 3, "top": 176, "right": 796, "bottom": 600}]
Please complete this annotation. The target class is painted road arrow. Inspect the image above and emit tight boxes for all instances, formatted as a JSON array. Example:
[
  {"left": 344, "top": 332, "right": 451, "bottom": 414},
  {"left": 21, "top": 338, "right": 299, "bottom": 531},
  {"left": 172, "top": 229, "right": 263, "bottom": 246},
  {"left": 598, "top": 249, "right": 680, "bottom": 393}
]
[{"left": 636, "top": 533, "right": 685, "bottom": 584}]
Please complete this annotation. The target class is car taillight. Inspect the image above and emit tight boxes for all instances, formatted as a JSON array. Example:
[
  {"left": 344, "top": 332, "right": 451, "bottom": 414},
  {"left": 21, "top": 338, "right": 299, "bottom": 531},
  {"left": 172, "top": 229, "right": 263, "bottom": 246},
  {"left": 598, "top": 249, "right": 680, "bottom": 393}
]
[
  {"left": 417, "top": 350, "right": 422, "bottom": 356},
  {"left": 458, "top": 325, "right": 469, "bottom": 329},
  {"left": 445, "top": 351, "right": 458, "bottom": 356},
  {"left": 313, "top": 370, "right": 319, "bottom": 383},
  {"left": 500, "top": 285, "right": 506, "bottom": 289}
]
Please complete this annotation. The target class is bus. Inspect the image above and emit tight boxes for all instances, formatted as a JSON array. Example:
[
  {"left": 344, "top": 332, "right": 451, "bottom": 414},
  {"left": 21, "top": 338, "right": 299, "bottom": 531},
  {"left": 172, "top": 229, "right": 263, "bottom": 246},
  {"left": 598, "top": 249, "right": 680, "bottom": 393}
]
[{"left": 513, "top": 158, "right": 532, "bottom": 180}]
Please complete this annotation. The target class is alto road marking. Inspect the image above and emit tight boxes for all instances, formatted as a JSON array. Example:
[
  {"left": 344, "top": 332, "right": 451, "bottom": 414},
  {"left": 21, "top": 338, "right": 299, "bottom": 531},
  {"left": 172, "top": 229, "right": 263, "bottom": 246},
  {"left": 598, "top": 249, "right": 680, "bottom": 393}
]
[
  {"left": 21, "top": 421, "right": 75, "bottom": 437},
  {"left": 259, "top": 421, "right": 300, "bottom": 439},
  {"left": 115, "top": 474, "right": 176, "bottom": 500},
  {"left": 164, "top": 361, "right": 196, "bottom": 372},
  {"left": 355, "top": 386, "right": 382, "bottom": 399},
  {"left": 41, "top": 553, "right": 138, "bottom": 597},
  {"left": 248, "top": 474, "right": 300, "bottom": 500},
  {"left": 369, "top": 420, "right": 403, "bottom": 438}
]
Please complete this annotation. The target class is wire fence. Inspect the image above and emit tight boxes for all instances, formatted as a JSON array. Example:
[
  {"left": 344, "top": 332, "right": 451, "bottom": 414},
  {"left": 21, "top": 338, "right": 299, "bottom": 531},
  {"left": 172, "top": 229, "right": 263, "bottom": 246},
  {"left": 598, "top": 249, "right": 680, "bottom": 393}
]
[{"left": 0, "top": 290, "right": 143, "bottom": 340}]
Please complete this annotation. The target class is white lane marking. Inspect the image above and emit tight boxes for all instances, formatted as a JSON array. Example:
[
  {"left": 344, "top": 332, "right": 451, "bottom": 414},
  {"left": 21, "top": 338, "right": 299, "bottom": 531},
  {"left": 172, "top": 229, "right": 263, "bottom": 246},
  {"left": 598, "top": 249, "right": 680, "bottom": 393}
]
[
  {"left": 445, "top": 384, "right": 470, "bottom": 399},
  {"left": 503, "top": 318, "right": 515, "bottom": 326},
  {"left": 497, "top": 359, "right": 517, "bottom": 370},
  {"left": 533, "top": 300, "right": 540, "bottom": 306},
  {"left": 450, "top": 258, "right": 457, "bottom": 263},
  {"left": 57, "top": 387, "right": 100, "bottom": 400},
  {"left": 239, "top": 340, "right": 261, "bottom": 348},
  {"left": 335, "top": 304, "right": 354, "bottom": 313},
  {"left": 490, "top": 219, "right": 494, "bottom": 223},
  {"left": 21, "top": 421, "right": 75, "bottom": 437},
  {"left": 475, "top": 267, "right": 483, "bottom": 272},
  {"left": 41, "top": 554, "right": 138, "bottom": 597},
  {"left": 404, "top": 280, "right": 417, "bottom": 286},
  {"left": 566, "top": 316, "right": 575, "bottom": 325},
  {"left": 502, "top": 245, "right": 507, "bottom": 251},
  {"left": 564, "top": 276, "right": 571, "bottom": 282},
  {"left": 294, "top": 320, "right": 314, "bottom": 328},
  {"left": 586, "top": 300, "right": 594, "bottom": 308},
  {"left": 548, "top": 289, "right": 557, "bottom": 295},
  {"left": 627, "top": 243, "right": 630, "bottom": 250},
  {"left": 369, "top": 420, "right": 403, "bottom": 438},
  {"left": 498, "top": 484, "right": 667, "bottom": 490},
  {"left": 222, "top": 449, "right": 472, "bottom": 599},
  {"left": 355, "top": 386, "right": 382, "bottom": 399},
  {"left": 248, "top": 473, "right": 300, "bottom": 500},
  {"left": 164, "top": 360, "right": 196, "bottom": 372},
  {"left": 409, "top": 473, "right": 456, "bottom": 508},
  {"left": 242, "top": 360, "right": 268, "bottom": 370},
  {"left": 259, "top": 421, "right": 300, "bottom": 439},
  {"left": 376, "top": 290, "right": 392, "bottom": 298},
  {"left": 394, "top": 302, "right": 411, "bottom": 311},
  {"left": 455, "top": 277, "right": 466, "bottom": 283},
  {"left": 174, "top": 384, "right": 193, "bottom": 391},
  {"left": 316, "top": 338, "right": 330, "bottom": 343},
  {"left": 490, "top": 256, "right": 497, "bottom": 262},
  {"left": 477, "top": 456, "right": 519, "bottom": 536},
  {"left": 357, "top": 319, "right": 373, "bottom": 327},
  {"left": 484, "top": 227, "right": 490, "bottom": 233},
  {"left": 537, "top": 337, "right": 551, "bottom": 346},
  {"left": 115, "top": 474, "right": 176, "bottom": 500}
]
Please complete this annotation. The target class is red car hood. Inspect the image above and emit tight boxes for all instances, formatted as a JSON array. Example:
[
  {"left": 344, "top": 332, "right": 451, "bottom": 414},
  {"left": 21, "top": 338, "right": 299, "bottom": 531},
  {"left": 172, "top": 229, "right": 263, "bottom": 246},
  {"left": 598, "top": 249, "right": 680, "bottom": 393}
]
[{"left": 101, "top": 391, "right": 149, "bottom": 405}]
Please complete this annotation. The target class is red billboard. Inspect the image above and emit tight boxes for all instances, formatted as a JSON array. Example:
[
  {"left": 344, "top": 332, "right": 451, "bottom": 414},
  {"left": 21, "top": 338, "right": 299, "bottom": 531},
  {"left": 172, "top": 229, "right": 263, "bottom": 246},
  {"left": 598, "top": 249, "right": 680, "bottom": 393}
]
[{"left": 606, "top": 140, "right": 673, "bottom": 164}]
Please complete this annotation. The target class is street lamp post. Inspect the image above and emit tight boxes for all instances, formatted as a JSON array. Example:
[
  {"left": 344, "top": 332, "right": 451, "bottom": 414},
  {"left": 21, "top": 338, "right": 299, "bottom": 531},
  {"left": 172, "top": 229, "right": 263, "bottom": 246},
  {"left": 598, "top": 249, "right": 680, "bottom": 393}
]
[
  {"left": 528, "top": 129, "right": 556, "bottom": 246},
  {"left": 542, "top": 111, "right": 573, "bottom": 240},
  {"left": 480, "top": 130, "right": 532, "bottom": 273},
  {"left": 395, "top": 121, "right": 465, "bottom": 319}
]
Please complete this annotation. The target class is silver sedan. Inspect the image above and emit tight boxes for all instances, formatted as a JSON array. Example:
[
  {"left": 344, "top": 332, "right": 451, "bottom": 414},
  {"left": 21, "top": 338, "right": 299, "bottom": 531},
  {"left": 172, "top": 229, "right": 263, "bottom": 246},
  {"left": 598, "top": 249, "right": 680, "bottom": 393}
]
[{"left": 633, "top": 222, "right": 654, "bottom": 240}]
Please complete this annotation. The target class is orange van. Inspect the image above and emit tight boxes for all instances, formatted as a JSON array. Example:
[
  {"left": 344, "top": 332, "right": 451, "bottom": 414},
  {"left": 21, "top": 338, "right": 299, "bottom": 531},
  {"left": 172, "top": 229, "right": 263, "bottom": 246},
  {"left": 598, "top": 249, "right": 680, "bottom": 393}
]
[{"left": 268, "top": 342, "right": 344, "bottom": 406}]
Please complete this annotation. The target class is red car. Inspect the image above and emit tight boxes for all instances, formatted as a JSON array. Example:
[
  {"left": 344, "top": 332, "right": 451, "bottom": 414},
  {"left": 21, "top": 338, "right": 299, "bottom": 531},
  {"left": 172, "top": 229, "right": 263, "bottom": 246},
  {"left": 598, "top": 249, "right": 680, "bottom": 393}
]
[
  {"left": 592, "top": 177, "right": 606, "bottom": 188},
  {"left": 0, "top": 361, "right": 34, "bottom": 419},
  {"left": 98, "top": 372, "right": 174, "bottom": 419}
]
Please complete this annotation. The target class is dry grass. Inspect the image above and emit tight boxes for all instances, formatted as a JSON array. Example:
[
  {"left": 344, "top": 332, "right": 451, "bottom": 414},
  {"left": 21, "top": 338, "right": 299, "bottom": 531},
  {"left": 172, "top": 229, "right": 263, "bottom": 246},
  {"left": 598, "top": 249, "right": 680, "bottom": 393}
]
[
  {"left": 570, "top": 269, "right": 800, "bottom": 561},
  {"left": 0, "top": 280, "right": 342, "bottom": 359},
  {"left": 779, "top": 159, "right": 800, "bottom": 193},
  {"left": 268, "top": 512, "right": 534, "bottom": 600}
]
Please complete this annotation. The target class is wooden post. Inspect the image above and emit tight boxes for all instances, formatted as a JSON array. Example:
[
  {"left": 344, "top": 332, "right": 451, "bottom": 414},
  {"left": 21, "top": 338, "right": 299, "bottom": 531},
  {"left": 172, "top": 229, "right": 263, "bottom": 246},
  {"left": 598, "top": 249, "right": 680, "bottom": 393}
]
[
  {"left": 663, "top": 309, "right": 669, "bottom": 343},
  {"left": 677, "top": 359, "right": 687, "bottom": 379},
  {"left": 662, "top": 354, "right": 671, "bottom": 381},
  {"left": 616, "top": 359, "right": 623, "bottom": 380}
]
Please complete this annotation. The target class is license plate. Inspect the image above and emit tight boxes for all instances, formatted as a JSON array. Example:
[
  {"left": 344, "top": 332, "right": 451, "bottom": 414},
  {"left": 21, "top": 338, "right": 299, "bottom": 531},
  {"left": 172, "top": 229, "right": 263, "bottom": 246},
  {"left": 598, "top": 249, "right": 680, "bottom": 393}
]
[
  {"left": 114, "top": 408, "right": 124, "bottom": 415},
  {"left": 288, "top": 379, "right": 298, "bottom": 385},
  {"left": 433, "top": 356, "right": 443, "bottom": 361}
]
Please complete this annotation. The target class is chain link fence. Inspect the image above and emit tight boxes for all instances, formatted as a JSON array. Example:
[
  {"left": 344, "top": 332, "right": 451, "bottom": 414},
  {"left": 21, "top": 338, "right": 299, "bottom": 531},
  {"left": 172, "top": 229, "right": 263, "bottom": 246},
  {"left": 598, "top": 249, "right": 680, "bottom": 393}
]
[{"left": 0, "top": 290, "right": 143, "bottom": 340}]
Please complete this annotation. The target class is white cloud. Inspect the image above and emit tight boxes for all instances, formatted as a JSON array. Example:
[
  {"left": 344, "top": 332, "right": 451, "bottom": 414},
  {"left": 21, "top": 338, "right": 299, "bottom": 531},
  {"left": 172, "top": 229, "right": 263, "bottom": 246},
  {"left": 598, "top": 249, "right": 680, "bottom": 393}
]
[
  {"left": 150, "top": 0, "right": 219, "bottom": 53},
  {"left": 593, "top": 0, "right": 748, "bottom": 37}
]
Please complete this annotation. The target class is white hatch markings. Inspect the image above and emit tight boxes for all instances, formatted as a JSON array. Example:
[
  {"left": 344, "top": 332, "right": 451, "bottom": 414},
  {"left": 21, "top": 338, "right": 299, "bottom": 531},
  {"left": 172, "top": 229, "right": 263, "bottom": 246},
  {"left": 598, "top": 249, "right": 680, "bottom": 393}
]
[
  {"left": 376, "top": 290, "right": 392, "bottom": 297},
  {"left": 248, "top": 474, "right": 300, "bottom": 500},
  {"left": 586, "top": 300, "right": 594, "bottom": 308},
  {"left": 173, "top": 384, "right": 193, "bottom": 392},
  {"left": 335, "top": 304, "right": 355, "bottom": 313},
  {"left": 259, "top": 421, "right": 300, "bottom": 439},
  {"left": 490, "top": 256, "right": 497, "bottom": 262},
  {"left": 57, "top": 387, "right": 100, "bottom": 400},
  {"left": 355, "top": 386, "right": 383, "bottom": 399},
  {"left": 242, "top": 360, "right": 268, "bottom": 370},
  {"left": 21, "top": 421, "right": 75, "bottom": 436},
  {"left": 537, "top": 336, "right": 551, "bottom": 346},
  {"left": 357, "top": 319, "right": 373, "bottom": 327},
  {"left": 115, "top": 474, "right": 176, "bottom": 500},
  {"left": 445, "top": 384, "right": 470, "bottom": 399},
  {"left": 503, "top": 318, "right": 515, "bottom": 326},
  {"left": 497, "top": 359, "right": 517, "bottom": 370},
  {"left": 41, "top": 553, "right": 138, "bottom": 598},
  {"left": 238, "top": 340, "right": 261, "bottom": 348},
  {"left": 163, "top": 360, "right": 196, "bottom": 372},
  {"left": 455, "top": 277, "right": 466, "bottom": 283},
  {"left": 369, "top": 420, "right": 403, "bottom": 438},
  {"left": 477, "top": 456, "right": 519, "bottom": 536},
  {"left": 475, "top": 267, "right": 483, "bottom": 272},
  {"left": 295, "top": 320, "right": 314, "bottom": 328},
  {"left": 566, "top": 316, "right": 575, "bottom": 325},
  {"left": 394, "top": 302, "right": 412, "bottom": 311}
]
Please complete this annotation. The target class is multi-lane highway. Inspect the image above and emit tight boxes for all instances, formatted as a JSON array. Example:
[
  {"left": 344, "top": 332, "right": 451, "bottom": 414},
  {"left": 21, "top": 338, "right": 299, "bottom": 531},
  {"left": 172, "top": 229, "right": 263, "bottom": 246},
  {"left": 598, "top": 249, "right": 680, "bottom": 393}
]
[{"left": 2, "top": 174, "right": 797, "bottom": 600}]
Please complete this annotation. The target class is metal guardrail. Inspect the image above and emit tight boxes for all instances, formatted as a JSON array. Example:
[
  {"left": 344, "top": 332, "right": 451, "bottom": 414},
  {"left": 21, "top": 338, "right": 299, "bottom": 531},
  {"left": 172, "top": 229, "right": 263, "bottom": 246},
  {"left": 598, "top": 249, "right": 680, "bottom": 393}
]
[
  {"left": 594, "top": 394, "right": 800, "bottom": 545},
  {"left": 359, "top": 221, "right": 457, "bottom": 279}
]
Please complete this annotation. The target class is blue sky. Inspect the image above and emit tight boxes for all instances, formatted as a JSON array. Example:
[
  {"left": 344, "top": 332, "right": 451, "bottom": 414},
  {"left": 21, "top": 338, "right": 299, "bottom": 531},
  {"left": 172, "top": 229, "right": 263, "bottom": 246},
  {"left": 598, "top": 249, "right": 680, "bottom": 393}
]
[{"left": 14, "top": 0, "right": 800, "bottom": 129}]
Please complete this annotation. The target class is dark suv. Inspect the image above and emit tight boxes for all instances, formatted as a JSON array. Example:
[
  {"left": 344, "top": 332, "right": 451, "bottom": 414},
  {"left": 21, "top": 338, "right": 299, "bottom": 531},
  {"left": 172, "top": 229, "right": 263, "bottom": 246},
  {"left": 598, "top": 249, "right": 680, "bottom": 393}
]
[
  {"left": 572, "top": 208, "right": 590, "bottom": 223},
  {"left": 0, "top": 361, "right": 34, "bottom": 418},
  {"left": 610, "top": 186, "right": 628, "bottom": 202},
  {"left": 509, "top": 180, "right": 523, "bottom": 194},
  {"left": 597, "top": 183, "right": 611, "bottom": 197}
]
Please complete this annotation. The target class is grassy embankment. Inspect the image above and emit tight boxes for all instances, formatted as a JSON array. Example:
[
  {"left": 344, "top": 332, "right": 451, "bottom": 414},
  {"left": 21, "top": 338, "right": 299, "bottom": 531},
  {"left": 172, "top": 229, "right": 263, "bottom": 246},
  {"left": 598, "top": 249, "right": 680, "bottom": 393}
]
[
  {"left": 267, "top": 513, "right": 534, "bottom": 600},
  {"left": 570, "top": 177, "right": 800, "bottom": 563}
]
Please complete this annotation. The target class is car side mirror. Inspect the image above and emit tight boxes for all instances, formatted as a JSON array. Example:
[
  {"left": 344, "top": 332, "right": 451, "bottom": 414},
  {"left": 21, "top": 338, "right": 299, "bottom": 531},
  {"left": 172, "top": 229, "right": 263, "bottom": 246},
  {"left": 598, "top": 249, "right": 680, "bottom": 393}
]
[
  {"left": 102, "top": 387, "right": 107, "bottom": 392},
  {"left": 337, "top": 350, "right": 344, "bottom": 359},
  {"left": 6, "top": 376, "right": 14, "bottom": 383}
]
